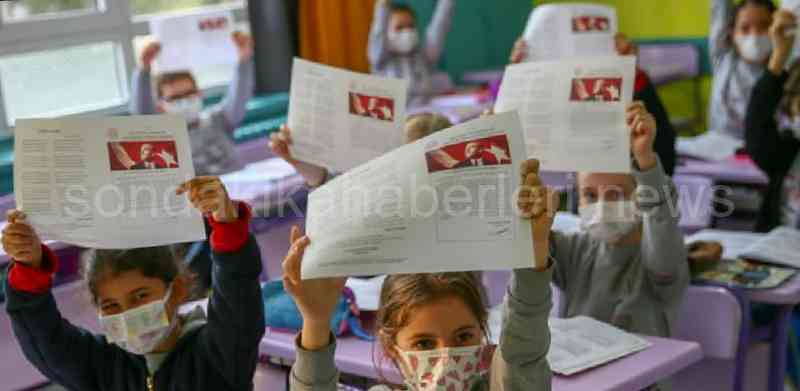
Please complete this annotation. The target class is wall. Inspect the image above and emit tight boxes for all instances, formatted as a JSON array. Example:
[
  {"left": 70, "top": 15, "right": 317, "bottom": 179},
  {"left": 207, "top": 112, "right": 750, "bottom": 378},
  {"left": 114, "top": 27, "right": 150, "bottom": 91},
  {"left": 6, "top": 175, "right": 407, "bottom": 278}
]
[{"left": 537, "top": 0, "right": 718, "bottom": 133}]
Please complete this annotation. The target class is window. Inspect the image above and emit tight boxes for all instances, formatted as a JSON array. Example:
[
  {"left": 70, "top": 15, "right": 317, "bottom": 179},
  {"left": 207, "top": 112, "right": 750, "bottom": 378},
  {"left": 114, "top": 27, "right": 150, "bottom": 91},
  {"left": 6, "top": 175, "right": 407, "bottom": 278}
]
[
  {"left": 0, "top": 0, "right": 100, "bottom": 22},
  {"left": 0, "top": 42, "right": 127, "bottom": 125},
  {"left": 131, "top": 0, "right": 242, "bottom": 17},
  {"left": 0, "top": 0, "right": 249, "bottom": 133}
]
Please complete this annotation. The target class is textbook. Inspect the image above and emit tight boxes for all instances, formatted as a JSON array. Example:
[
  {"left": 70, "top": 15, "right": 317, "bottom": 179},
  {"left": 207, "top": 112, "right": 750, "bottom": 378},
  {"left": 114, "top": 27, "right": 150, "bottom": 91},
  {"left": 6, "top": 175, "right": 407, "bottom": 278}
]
[
  {"left": 738, "top": 227, "right": 800, "bottom": 269},
  {"left": 488, "top": 311, "right": 651, "bottom": 376}
]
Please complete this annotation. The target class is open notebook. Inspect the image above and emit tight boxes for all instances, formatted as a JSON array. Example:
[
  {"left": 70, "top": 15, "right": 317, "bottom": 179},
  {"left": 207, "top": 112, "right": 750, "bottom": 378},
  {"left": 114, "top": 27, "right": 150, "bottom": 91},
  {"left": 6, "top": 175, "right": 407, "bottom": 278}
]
[{"left": 488, "top": 308, "right": 651, "bottom": 376}]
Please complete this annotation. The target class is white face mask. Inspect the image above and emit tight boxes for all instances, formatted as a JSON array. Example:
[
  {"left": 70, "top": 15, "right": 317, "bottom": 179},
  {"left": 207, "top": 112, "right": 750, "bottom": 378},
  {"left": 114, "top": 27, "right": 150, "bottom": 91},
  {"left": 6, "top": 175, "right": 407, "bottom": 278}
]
[
  {"left": 388, "top": 29, "right": 419, "bottom": 54},
  {"left": 162, "top": 96, "right": 203, "bottom": 124},
  {"left": 397, "top": 345, "right": 490, "bottom": 391},
  {"left": 735, "top": 34, "right": 773, "bottom": 63},
  {"left": 579, "top": 200, "right": 640, "bottom": 243},
  {"left": 99, "top": 286, "right": 176, "bottom": 355}
]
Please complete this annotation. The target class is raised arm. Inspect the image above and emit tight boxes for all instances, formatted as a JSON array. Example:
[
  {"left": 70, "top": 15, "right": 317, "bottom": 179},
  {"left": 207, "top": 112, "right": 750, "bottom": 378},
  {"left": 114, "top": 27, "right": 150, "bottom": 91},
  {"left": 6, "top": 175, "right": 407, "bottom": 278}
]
[
  {"left": 221, "top": 32, "right": 256, "bottom": 131},
  {"left": 424, "top": 0, "right": 455, "bottom": 65},
  {"left": 130, "top": 42, "right": 161, "bottom": 115},
  {"left": 176, "top": 179, "right": 265, "bottom": 389},
  {"left": 628, "top": 103, "right": 689, "bottom": 303},
  {"left": 710, "top": 0, "right": 734, "bottom": 68},
  {"left": 746, "top": 9, "right": 800, "bottom": 176},
  {"left": 4, "top": 213, "right": 114, "bottom": 391},
  {"left": 490, "top": 266, "right": 553, "bottom": 391},
  {"left": 368, "top": 0, "right": 393, "bottom": 71}
]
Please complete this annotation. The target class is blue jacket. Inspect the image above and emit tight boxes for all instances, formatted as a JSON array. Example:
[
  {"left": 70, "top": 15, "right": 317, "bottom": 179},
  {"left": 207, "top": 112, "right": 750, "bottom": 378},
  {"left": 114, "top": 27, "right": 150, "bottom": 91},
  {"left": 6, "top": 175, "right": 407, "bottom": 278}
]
[{"left": 5, "top": 236, "right": 265, "bottom": 391}]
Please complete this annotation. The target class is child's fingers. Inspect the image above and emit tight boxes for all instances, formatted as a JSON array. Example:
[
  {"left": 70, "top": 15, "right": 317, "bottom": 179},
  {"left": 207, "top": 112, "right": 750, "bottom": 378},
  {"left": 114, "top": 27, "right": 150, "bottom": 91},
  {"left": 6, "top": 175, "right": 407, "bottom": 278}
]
[
  {"left": 519, "top": 159, "right": 540, "bottom": 180},
  {"left": 289, "top": 225, "right": 301, "bottom": 245},
  {"left": 176, "top": 176, "right": 218, "bottom": 195},
  {"left": 3, "top": 223, "right": 36, "bottom": 237},
  {"left": 6, "top": 209, "right": 24, "bottom": 224}
]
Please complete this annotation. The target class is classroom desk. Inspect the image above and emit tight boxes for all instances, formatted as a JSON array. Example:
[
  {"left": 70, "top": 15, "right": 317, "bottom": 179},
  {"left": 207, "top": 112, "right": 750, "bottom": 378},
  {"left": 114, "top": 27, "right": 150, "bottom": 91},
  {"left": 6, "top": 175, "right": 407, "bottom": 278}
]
[
  {"left": 259, "top": 329, "right": 703, "bottom": 391},
  {"left": 675, "top": 156, "right": 768, "bottom": 187},
  {"left": 686, "top": 229, "right": 800, "bottom": 391}
]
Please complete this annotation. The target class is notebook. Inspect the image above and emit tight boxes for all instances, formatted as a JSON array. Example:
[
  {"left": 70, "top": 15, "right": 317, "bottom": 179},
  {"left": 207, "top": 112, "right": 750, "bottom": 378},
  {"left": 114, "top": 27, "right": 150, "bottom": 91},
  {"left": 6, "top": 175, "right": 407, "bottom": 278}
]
[{"left": 488, "top": 309, "right": 651, "bottom": 376}]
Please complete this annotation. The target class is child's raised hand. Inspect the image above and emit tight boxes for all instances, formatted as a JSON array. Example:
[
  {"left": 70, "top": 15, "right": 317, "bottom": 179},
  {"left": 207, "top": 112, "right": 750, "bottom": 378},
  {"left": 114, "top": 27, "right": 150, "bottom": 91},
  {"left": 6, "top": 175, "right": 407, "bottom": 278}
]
[
  {"left": 614, "top": 33, "right": 638, "bottom": 56},
  {"left": 269, "top": 125, "right": 296, "bottom": 164},
  {"left": 769, "top": 9, "right": 797, "bottom": 75},
  {"left": 509, "top": 37, "right": 528, "bottom": 64},
  {"left": 176, "top": 177, "right": 238, "bottom": 223},
  {"left": 140, "top": 41, "right": 161, "bottom": 71},
  {"left": 282, "top": 226, "right": 347, "bottom": 350},
  {"left": 626, "top": 101, "right": 657, "bottom": 171},
  {"left": 2, "top": 210, "right": 43, "bottom": 268},
  {"left": 232, "top": 31, "right": 254, "bottom": 62},
  {"left": 517, "top": 159, "right": 558, "bottom": 270}
]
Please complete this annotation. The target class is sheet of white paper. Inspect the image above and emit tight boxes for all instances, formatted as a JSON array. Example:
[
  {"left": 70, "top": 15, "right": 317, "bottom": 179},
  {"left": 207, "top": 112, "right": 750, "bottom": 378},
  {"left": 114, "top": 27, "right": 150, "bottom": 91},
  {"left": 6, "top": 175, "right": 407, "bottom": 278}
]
[
  {"left": 547, "top": 316, "right": 651, "bottom": 375},
  {"left": 14, "top": 115, "right": 206, "bottom": 249},
  {"left": 288, "top": 58, "right": 408, "bottom": 173},
  {"left": 345, "top": 275, "right": 387, "bottom": 311},
  {"left": 522, "top": 4, "right": 617, "bottom": 62},
  {"left": 676, "top": 132, "right": 744, "bottom": 161},
  {"left": 785, "top": 0, "right": 800, "bottom": 13},
  {"left": 495, "top": 56, "right": 635, "bottom": 172},
  {"left": 150, "top": 10, "right": 237, "bottom": 73},
  {"left": 685, "top": 229, "right": 766, "bottom": 260},
  {"left": 488, "top": 312, "right": 650, "bottom": 376},
  {"left": 301, "top": 111, "right": 534, "bottom": 279},
  {"left": 740, "top": 227, "right": 800, "bottom": 268}
]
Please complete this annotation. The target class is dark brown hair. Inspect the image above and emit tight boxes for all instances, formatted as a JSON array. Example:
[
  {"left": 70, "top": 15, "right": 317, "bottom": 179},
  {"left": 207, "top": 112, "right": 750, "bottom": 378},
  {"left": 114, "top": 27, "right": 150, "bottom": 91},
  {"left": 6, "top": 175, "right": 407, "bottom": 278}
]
[
  {"left": 155, "top": 71, "right": 198, "bottom": 98},
  {"left": 81, "top": 246, "right": 191, "bottom": 305},
  {"left": 390, "top": 2, "right": 416, "bottom": 20},
  {"left": 373, "top": 272, "right": 488, "bottom": 379},
  {"left": 729, "top": 0, "right": 777, "bottom": 34}
]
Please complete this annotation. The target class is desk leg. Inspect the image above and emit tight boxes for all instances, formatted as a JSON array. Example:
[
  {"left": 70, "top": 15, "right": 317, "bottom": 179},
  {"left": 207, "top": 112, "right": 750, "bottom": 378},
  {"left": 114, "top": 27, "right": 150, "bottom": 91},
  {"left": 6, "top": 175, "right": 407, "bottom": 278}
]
[
  {"left": 732, "top": 287, "right": 752, "bottom": 391},
  {"left": 768, "top": 305, "right": 793, "bottom": 391}
]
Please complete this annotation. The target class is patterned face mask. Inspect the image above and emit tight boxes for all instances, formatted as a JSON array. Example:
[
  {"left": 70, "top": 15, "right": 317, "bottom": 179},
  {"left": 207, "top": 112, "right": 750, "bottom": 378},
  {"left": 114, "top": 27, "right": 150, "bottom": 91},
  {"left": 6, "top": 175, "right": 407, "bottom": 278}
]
[
  {"left": 99, "top": 285, "right": 176, "bottom": 355},
  {"left": 397, "top": 345, "right": 493, "bottom": 391}
]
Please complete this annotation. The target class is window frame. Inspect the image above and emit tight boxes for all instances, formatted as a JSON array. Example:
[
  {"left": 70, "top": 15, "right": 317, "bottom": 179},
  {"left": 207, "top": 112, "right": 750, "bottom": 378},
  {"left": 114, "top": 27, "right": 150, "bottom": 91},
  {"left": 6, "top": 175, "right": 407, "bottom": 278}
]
[{"left": 0, "top": 0, "right": 248, "bottom": 136}]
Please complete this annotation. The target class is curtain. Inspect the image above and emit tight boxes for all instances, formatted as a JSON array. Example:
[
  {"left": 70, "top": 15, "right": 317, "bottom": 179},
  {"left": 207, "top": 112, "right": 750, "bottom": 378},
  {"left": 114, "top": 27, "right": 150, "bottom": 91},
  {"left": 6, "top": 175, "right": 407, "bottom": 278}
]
[{"left": 298, "top": 0, "right": 374, "bottom": 73}]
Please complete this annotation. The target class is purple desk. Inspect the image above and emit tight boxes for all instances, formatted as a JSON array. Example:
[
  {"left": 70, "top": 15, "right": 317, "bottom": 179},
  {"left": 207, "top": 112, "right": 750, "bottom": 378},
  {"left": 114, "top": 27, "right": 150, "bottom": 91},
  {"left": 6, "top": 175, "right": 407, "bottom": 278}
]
[
  {"left": 461, "top": 69, "right": 505, "bottom": 85},
  {"left": 638, "top": 44, "right": 700, "bottom": 86},
  {"left": 259, "top": 329, "right": 702, "bottom": 391},
  {"left": 747, "top": 275, "right": 800, "bottom": 391},
  {"left": 675, "top": 157, "right": 769, "bottom": 187}
]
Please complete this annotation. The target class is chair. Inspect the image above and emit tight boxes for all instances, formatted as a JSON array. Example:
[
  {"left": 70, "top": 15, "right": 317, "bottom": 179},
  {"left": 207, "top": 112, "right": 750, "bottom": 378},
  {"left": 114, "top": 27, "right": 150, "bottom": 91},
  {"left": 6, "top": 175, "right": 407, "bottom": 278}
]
[{"left": 672, "top": 285, "right": 770, "bottom": 391}]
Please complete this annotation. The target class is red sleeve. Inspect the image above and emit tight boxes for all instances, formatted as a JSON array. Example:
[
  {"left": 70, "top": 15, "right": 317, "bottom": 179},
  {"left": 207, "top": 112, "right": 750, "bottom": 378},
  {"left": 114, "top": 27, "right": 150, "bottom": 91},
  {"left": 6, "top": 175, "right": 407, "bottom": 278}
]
[
  {"left": 208, "top": 201, "right": 252, "bottom": 253},
  {"left": 634, "top": 68, "right": 650, "bottom": 94},
  {"left": 7, "top": 245, "right": 59, "bottom": 294}
]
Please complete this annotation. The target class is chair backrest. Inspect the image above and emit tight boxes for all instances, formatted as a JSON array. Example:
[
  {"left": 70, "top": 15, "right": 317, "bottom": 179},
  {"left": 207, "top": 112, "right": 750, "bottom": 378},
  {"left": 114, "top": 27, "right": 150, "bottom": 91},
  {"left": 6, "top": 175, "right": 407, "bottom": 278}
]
[
  {"left": 638, "top": 43, "right": 701, "bottom": 86},
  {"left": 674, "top": 285, "right": 742, "bottom": 360},
  {"left": 673, "top": 174, "right": 715, "bottom": 235}
]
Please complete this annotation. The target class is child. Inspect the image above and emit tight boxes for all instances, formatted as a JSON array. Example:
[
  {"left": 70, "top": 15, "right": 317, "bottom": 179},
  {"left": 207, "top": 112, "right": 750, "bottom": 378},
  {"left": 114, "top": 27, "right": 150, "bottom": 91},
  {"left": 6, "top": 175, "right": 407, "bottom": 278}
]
[
  {"left": 744, "top": 9, "right": 800, "bottom": 231},
  {"left": 510, "top": 33, "right": 677, "bottom": 175},
  {"left": 269, "top": 113, "right": 453, "bottom": 187},
  {"left": 368, "top": 0, "right": 455, "bottom": 107},
  {"left": 709, "top": 0, "right": 776, "bottom": 139},
  {"left": 283, "top": 159, "right": 557, "bottom": 390},
  {"left": 131, "top": 32, "right": 255, "bottom": 176},
  {"left": 2, "top": 177, "right": 265, "bottom": 390},
  {"left": 551, "top": 102, "right": 689, "bottom": 337}
]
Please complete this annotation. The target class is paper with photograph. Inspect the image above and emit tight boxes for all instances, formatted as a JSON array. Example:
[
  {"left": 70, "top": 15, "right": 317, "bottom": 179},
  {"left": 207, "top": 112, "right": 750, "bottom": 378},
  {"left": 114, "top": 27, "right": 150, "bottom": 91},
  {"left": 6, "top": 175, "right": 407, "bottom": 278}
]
[
  {"left": 495, "top": 55, "right": 636, "bottom": 172},
  {"left": 14, "top": 115, "right": 206, "bottom": 249},
  {"left": 522, "top": 4, "right": 617, "bottom": 62},
  {"left": 288, "top": 58, "right": 409, "bottom": 173},
  {"left": 150, "top": 10, "right": 238, "bottom": 73},
  {"left": 300, "top": 111, "right": 534, "bottom": 279}
]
